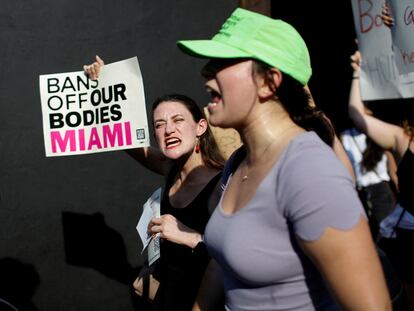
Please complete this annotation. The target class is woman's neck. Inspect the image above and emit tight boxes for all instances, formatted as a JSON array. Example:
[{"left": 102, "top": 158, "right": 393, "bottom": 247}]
[
  {"left": 175, "top": 151, "right": 207, "bottom": 182},
  {"left": 239, "top": 102, "right": 303, "bottom": 163}
]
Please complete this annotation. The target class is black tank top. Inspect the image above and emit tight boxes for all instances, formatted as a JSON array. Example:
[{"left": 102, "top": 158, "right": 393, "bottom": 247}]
[
  {"left": 152, "top": 169, "right": 222, "bottom": 311},
  {"left": 397, "top": 138, "right": 414, "bottom": 215}
]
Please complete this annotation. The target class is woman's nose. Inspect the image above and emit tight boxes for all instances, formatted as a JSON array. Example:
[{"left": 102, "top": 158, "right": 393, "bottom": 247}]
[{"left": 165, "top": 121, "right": 176, "bottom": 134}]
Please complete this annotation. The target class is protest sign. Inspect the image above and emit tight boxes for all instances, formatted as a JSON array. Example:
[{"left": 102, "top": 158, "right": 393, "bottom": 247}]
[
  {"left": 388, "top": 0, "right": 414, "bottom": 74},
  {"left": 39, "top": 57, "right": 150, "bottom": 156},
  {"left": 136, "top": 187, "right": 161, "bottom": 265},
  {"left": 350, "top": 0, "right": 414, "bottom": 100}
]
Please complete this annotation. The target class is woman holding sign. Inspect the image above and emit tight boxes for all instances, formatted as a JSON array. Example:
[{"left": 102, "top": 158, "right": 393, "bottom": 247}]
[
  {"left": 85, "top": 58, "right": 225, "bottom": 311},
  {"left": 349, "top": 49, "right": 414, "bottom": 310}
]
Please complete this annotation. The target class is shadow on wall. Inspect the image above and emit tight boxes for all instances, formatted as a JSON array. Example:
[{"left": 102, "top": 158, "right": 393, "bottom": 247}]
[
  {"left": 61, "top": 211, "right": 151, "bottom": 310},
  {"left": 62, "top": 211, "right": 136, "bottom": 285},
  {"left": 0, "top": 257, "right": 40, "bottom": 311}
]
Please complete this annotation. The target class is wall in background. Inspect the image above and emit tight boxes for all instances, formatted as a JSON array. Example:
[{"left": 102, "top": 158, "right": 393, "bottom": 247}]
[
  {"left": 0, "top": 1, "right": 237, "bottom": 310},
  {"left": 3, "top": 1, "right": 400, "bottom": 310}
]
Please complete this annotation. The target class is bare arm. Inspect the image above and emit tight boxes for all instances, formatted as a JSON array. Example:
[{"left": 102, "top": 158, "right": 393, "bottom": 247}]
[
  {"left": 149, "top": 171, "right": 222, "bottom": 248},
  {"left": 192, "top": 259, "right": 225, "bottom": 311},
  {"left": 150, "top": 214, "right": 203, "bottom": 248},
  {"left": 348, "top": 51, "right": 406, "bottom": 156},
  {"left": 300, "top": 217, "right": 391, "bottom": 310}
]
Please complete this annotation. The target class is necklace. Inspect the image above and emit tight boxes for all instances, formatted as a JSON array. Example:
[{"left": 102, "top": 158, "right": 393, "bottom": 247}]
[
  {"left": 239, "top": 125, "right": 299, "bottom": 182},
  {"left": 240, "top": 140, "right": 277, "bottom": 182}
]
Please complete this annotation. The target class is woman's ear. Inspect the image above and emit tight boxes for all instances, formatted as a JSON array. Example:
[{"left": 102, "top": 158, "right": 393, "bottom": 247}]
[
  {"left": 196, "top": 118, "right": 208, "bottom": 136},
  {"left": 257, "top": 68, "right": 283, "bottom": 99}
]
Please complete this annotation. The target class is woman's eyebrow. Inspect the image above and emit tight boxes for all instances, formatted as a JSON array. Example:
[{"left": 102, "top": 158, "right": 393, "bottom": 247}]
[
  {"left": 172, "top": 113, "right": 185, "bottom": 118},
  {"left": 154, "top": 113, "right": 184, "bottom": 123}
]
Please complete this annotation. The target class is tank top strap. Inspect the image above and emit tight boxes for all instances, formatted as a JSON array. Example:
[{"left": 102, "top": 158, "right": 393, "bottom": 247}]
[{"left": 164, "top": 165, "right": 179, "bottom": 198}]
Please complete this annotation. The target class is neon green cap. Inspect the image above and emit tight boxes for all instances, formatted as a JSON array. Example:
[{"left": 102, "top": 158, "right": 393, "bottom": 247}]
[{"left": 177, "top": 8, "right": 312, "bottom": 85}]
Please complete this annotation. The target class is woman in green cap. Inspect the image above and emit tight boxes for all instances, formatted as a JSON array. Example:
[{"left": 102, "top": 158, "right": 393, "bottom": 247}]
[{"left": 177, "top": 8, "right": 391, "bottom": 311}]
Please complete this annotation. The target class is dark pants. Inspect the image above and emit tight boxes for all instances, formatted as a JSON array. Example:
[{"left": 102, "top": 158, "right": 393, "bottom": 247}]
[{"left": 358, "top": 181, "right": 396, "bottom": 238}]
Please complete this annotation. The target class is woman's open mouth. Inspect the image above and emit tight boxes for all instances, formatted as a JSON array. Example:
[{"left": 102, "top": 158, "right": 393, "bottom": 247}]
[{"left": 165, "top": 138, "right": 181, "bottom": 149}]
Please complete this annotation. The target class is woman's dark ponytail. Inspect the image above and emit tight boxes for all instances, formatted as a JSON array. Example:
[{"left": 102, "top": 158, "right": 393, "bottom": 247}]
[{"left": 254, "top": 61, "right": 335, "bottom": 146}]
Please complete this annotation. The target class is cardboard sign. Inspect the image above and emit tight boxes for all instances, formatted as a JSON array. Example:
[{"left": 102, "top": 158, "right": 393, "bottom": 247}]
[
  {"left": 350, "top": 0, "right": 414, "bottom": 100},
  {"left": 136, "top": 187, "right": 161, "bottom": 266},
  {"left": 388, "top": 0, "right": 414, "bottom": 74},
  {"left": 39, "top": 57, "right": 150, "bottom": 156}
]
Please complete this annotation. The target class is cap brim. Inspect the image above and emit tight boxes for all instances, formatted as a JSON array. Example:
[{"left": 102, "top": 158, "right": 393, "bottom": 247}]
[{"left": 177, "top": 40, "right": 251, "bottom": 59}]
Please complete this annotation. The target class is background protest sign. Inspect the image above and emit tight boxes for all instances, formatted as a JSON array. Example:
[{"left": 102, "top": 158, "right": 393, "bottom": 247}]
[
  {"left": 388, "top": 0, "right": 414, "bottom": 74},
  {"left": 351, "top": 0, "right": 414, "bottom": 100},
  {"left": 39, "top": 57, "right": 150, "bottom": 157}
]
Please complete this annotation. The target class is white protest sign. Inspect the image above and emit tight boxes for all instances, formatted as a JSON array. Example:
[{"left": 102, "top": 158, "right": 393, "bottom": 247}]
[
  {"left": 388, "top": 0, "right": 414, "bottom": 74},
  {"left": 350, "top": 0, "right": 414, "bottom": 100},
  {"left": 147, "top": 230, "right": 161, "bottom": 266},
  {"left": 136, "top": 202, "right": 156, "bottom": 252},
  {"left": 39, "top": 57, "right": 150, "bottom": 157},
  {"left": 136, "top": 187, "right": 161, "bottom": 265}
]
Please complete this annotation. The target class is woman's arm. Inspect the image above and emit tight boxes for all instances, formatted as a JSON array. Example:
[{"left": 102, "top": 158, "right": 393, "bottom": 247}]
[
  {"left": 300, "top": 217, "right": 392, "bottom": 310},
  {"left": 149, "top": 214, "right": 203, "bottom": 249},
  {"left": 348, "top": 51, "right": 404, "bottom": 154},
  {"left": 192, "top": 259, "right": 225, "bottom": 311}
]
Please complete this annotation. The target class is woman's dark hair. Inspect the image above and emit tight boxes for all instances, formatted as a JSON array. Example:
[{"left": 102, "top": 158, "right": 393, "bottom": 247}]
[
  {"left": 152, "top": 94, "right": 225, "bottom": 169},
  {"left": 402, "top": 119, "right": 414, "bottom": 139},
  {"left": 361, "top": 137, "right": 384, "bottom": 172},
  {"left": 253, "top": 61, "right": 335, "bottom": 146}
]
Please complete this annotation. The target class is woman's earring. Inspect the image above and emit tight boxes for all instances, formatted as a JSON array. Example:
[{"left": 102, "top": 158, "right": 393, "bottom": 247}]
[{"left": 195, "top": 137, "right": 201, "bottom": 153}]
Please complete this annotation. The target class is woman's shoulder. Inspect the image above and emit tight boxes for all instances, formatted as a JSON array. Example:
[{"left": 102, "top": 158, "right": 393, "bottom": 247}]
[
  {"left": 396, "top": 127, "right": 413, "bottom": 155},
  {"left": 284, "top": 132, "right": 335, "bottom": 159},
  {"left": 279, "top": 132, "right": 351, "bottom": 180}
]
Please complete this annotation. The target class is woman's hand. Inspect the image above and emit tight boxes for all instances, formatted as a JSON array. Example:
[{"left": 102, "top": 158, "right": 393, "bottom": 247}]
[
  {"left": 83, "top": 55, "right": 104, "bottom": 80},
  {"left": 381, "top": 2, "right": 395, "bottom": 27},
  {"left": 149, "top": 214, "right": 202, "bottom": 248},
  {"left": 350, "top": 50, "right": 361, "bottom": 75}
]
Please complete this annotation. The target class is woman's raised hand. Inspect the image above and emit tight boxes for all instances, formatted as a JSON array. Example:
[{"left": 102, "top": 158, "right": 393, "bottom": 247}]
[
  {"left": 381, "top": 2, "right": 395, "bottom": 27},
  {"left": 83, "top": 55, "right": 104, "bottom": 80},
  {"left": 350, "top": 50, "right": 361, "bottom": 73}
]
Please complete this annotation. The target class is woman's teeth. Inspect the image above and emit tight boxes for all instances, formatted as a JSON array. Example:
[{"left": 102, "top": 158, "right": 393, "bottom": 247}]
[{"left": 165, "top": 138, "right": 180, "bottom": 147}]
